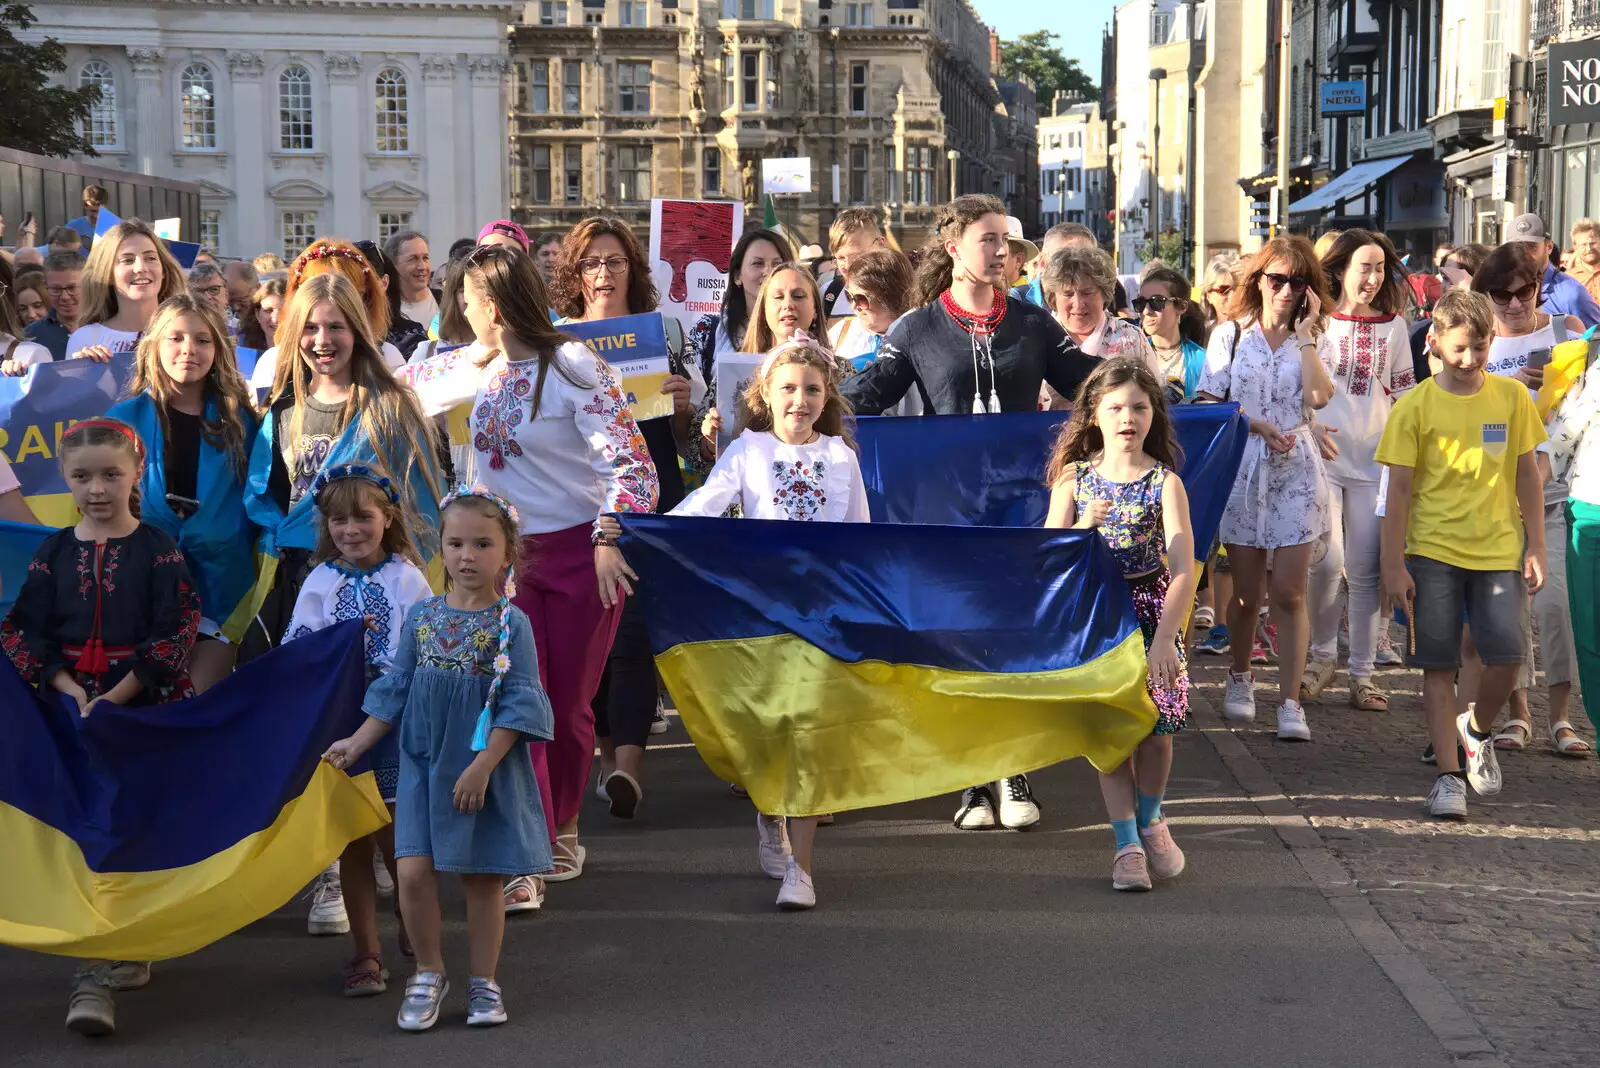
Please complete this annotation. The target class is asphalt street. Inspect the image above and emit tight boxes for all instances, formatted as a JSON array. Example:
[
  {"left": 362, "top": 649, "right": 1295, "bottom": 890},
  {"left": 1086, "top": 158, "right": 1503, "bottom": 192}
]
[{"left": 3, "top": 724, "right": 1457, "bottom": 1067}]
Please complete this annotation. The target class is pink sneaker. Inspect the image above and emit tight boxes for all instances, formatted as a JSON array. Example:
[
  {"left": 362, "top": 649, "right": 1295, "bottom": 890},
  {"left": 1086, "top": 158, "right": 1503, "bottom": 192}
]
[
  {"left": 1111, "top": 844, "right": 1152, "bottom": 892},
  {"left": 1139, "top": 820, "right": 1186, "bottom": 879}
]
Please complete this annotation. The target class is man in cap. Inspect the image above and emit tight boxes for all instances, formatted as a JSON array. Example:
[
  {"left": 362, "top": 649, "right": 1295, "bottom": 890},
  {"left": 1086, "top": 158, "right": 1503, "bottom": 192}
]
[{"left": 1509, "top": 213, "right": 1600, "bottom": 330}]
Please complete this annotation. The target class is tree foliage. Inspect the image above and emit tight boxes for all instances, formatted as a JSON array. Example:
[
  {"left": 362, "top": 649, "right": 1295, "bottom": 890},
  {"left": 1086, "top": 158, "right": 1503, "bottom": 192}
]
[
  {"left": 999, "top": 31, "right": 1099, "bottom": 110},
  {"left": 0, "top": 2, "right": 101, "bottom": 158}
]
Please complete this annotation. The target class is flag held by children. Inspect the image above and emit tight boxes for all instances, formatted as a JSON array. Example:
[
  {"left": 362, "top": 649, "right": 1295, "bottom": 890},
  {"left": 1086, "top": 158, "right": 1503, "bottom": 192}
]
[
  {"left": 0, "top": 622, "right": 388, "bottom": 961},
  {"left": 616, "top": 516, "right": 1160, "bottom": 817}
]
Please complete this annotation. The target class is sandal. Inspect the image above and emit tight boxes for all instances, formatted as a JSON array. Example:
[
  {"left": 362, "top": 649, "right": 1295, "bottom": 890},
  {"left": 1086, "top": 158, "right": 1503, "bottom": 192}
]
[
  {"left": 544, "top": 834, "right": 586, "bottom": 883},
  {"left": 1493, "top": 719, "right": 1531, "bottom": 751},
  {"left": 1550, "top": 720, "right": 1593, "bottom": 758},
  {"left": 342, "top": 953, "right": 389, "bottom": 998},
  {"left": 1349, "top": 677, "right": 1388, "bottom": 711},
  {"left": 1301, "top": 658, "right": 1337, "bottom": 701}
]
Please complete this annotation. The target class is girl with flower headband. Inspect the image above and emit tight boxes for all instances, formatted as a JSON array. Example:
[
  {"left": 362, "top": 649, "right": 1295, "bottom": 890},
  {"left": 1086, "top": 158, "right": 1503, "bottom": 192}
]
[
  {"left": 324, "top": 485, "right": 554, "bottom": 1033},
  {"left": 248, "top": 238, "right": 408, "bottom": 392},
  {"left": 602, "top": 336, "right": 869, "bottom": 912},
  {"left": 284, "top": 463, "right": 432, "bottom": 989},
  {"left": 1, "top": 416, "right": 201, "bottom": 1039}
]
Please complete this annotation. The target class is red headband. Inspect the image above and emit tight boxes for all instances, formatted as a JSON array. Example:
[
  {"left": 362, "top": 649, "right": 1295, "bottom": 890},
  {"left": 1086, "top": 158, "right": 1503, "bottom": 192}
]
[{"left": 70, "top": 418, "right": 143, "bottom": 457}]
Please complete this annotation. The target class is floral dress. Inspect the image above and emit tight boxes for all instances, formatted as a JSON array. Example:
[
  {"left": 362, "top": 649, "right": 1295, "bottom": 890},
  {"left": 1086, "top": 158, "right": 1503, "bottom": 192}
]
[
  {"left": 1, "top": 524, "right": 200, "bottom": 704},
  {"left": 1071, "top": 461, "right": 1188, "bottom": 734},
  {"left": 364, "top": 598, "right": 556, "bottom": 875}
]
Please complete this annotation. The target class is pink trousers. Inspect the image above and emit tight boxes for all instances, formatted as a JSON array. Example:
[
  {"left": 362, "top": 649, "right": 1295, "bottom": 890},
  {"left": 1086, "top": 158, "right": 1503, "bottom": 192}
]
[{"left": 514, "top": 523, "right": 620, "bottom": 840}]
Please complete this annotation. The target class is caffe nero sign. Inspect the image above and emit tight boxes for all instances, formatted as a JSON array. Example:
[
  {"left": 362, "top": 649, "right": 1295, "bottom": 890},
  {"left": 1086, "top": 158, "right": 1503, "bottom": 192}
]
[{"left": 1549, "top": 41, "right": 1600, "bottom": 125}]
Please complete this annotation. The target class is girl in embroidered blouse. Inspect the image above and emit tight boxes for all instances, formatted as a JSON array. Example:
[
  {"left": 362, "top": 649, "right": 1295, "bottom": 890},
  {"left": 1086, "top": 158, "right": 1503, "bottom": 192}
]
[
  {"left": 244, "top": 273, "right": 444, "bottom": 647},
  {"left": 454, "top": 244, "right": 657, "bottom": 896},
  {"left": 67, "top": 219, "right": 187, "bottom": 363},
  {"left": 1044, "top": 358, "right": 1195, "bottom": 893},
  {"left": 603, "top": 338, "right": 868, "bottom": 912},
  {"left": 1304, "top": 231, "right": 1417, "bottom": 714},
  {"left": 107, "top": 295, "right": 257, "bottom": 693},
  {"left": 1198, "top": 238, "right": 1335, "bottom": 744},
  {"left": 1, "top": 418, "right": 200, "bottom": 1040},
  {"left": 285, "top": 464, "right": 432, "bottom": 996},
  {"left": 323, "top": 488, "right": 554, "bottom": 1032}
]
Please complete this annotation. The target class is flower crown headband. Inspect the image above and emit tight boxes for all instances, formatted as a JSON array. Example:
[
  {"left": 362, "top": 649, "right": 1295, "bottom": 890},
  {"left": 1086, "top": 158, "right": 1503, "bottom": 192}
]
[
  {"left": 440, "top": 483, "right": 523, "bottom": 752},
  {"left": 294, "top": 244, "right": 374, "bottom": 286},
  {"left": 310, "top": 463, "right": 401, "bottom": 508}
]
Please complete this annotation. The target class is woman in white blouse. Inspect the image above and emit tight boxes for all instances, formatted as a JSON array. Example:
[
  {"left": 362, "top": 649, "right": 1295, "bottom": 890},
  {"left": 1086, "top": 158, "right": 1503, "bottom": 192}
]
[{"left": 1197, "top": 235, "right": 1336, "bottom": 743}]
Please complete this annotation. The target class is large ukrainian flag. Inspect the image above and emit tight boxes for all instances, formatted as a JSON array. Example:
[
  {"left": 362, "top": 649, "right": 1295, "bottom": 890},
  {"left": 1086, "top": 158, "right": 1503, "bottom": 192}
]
[
  {"left": 0, "top": 621, "right": 388, "bottom": 961},
  {"left": 616, "top": 516, "right": 1159, "bottom": 817}
]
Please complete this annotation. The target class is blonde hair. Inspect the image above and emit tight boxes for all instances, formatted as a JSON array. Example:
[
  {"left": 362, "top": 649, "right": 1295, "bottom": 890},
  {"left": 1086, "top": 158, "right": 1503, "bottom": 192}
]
[
  {"left": 1429, "top": 288, "right": 1493, "bottom": 342},
  {"left": 738, "top": 337, "right": 855, "bottom": 447},
  {"left": 78, "top": 219, "right": 187, "bottom": 328},
  {"left": 269, "top": 273, "right": 444, "bottom": 546},
  {"left": 130, "top": 295, "right": 256, "bottom": 481},
  {"left": 1574, "top": 218, "right": 1600, "bottom": 241},
  {"left": 828, "top": 207, "right": 884, "bottom": 255},
  {"left": 740, "top": 264, "right": 826, "bottom": 354}
]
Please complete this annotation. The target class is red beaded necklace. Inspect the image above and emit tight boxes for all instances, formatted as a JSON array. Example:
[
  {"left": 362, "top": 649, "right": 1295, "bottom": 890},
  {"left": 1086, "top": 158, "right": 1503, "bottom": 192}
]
[{"left": 939, "top": 287, "right": 1007, "bottom": 335}]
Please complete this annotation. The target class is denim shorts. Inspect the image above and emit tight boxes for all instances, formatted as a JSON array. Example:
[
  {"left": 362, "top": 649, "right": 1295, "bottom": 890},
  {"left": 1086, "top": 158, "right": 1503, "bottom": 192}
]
[{"left": 1406, "top": 555, "right": 1528, "bottom": 670}]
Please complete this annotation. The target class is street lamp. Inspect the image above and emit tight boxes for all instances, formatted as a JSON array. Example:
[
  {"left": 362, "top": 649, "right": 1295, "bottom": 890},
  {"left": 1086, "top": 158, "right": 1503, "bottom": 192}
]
[
  {"left": 947, "top": 148, "right": 960, "bottom": 202},
  {"left": 1149, "top": 67, "right": 1167, "bottom": 254}
]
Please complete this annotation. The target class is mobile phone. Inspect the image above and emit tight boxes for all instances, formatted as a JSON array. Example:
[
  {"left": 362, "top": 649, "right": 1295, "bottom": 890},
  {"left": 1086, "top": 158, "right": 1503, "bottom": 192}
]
[
  {"left": 1527, "top": 347, "right": 1552, "bottom": 371},
  {"left": 1295, "top": 294, "right": 1309, "bottom": 321}
]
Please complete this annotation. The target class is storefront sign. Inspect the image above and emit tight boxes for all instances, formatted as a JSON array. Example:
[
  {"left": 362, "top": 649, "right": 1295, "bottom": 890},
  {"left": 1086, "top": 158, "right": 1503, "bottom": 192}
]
[
  {"left": 1548, "top": 42, "right": 1600, "bottom": 126},
  {"left": 1385, "top": 162, "right": 1447, "bottom": 226},
  {"left": 1320, "top": 80, "right": 1366, "bottom": 116},
  {"left": 1492, "top": 152, "right": 1508, "bottom": 203}
]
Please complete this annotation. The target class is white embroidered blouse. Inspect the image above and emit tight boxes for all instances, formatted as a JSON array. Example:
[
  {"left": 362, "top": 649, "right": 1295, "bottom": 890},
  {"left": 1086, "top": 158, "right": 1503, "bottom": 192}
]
[
  {"left": 285, "top": 555, "right": 433, "bottom": 670},
  {"left": 673, "top": 429, "right": 870, "bottom": 523}
]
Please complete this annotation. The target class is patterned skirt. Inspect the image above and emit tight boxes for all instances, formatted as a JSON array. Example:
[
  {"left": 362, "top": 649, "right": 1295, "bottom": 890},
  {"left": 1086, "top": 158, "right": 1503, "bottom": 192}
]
[{"left": 1129, "top": 568, "right": 1189, "bottom": 735}]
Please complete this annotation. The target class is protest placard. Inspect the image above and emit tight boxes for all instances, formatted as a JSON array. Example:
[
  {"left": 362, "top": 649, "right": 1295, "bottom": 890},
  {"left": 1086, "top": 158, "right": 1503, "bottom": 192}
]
[
  {"left": 562, "top": 314, "right": 674, "bottom": 421},
  {"left": 713, "top": 351, "right": 764, "bottom": 449},
  {"left": 0, "top": 354, "right": 135, "bottom": 526},
  {"left": 649, "top": 199, "right": 744, "bottom": 326}
]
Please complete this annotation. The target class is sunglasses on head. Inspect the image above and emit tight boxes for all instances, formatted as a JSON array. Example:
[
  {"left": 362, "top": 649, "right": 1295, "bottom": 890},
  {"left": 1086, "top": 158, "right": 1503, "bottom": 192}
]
[
  {"left": 465, "top": 244, "right": 513, "bottom": 268},
  {"left": 1488, "top": 282, "right": 1539, "bottom": 307},
  {"left": 1133, "top": 295, "right": 1188, "bottom": 315},
  {"left": 1263, "top": 273, "right": 1310, "bottom": 294}
]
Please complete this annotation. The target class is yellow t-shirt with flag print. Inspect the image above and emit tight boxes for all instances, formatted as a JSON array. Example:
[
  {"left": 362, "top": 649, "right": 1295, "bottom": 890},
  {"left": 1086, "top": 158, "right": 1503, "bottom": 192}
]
[{"left": 1375, "top": 374, "right": 1545, "bottom": 572}]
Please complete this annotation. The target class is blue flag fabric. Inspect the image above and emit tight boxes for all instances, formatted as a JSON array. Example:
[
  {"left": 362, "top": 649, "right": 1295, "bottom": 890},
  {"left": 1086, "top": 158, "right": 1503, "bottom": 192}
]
[
  {"left": 0, "top": 519, "right": 51, "bottom": 617},
  {"left": 0, "top": 621, "right": 389, "bottom": 961},
  {"left": 854, "top": 404, "right": 1250, "bottom": 555}
]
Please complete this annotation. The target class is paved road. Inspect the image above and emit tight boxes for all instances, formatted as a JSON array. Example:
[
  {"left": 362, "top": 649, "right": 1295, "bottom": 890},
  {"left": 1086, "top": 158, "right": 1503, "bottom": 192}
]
[{"left": 5, "top": 716, "right": 1457, "bottom": 1067}]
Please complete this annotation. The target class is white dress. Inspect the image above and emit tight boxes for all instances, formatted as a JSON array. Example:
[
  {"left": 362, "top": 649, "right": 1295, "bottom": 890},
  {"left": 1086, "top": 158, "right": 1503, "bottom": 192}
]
[
  {"left": 673, "top": 429, "right": 870, "bottom": 523},
  {"left": 1199, "top": 320, "right": 1333, "bottom": 549}
]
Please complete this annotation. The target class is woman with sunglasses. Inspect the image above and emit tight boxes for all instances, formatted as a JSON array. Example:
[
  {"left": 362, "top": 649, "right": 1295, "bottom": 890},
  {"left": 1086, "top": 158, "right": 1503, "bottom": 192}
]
[
  {"left": 1136, "top": 267, "right": 1207, "bottom": 400},
  {"left": 1201, "top": 253, "right": 1241, "bottom": 338},
  {"left": 1301, "top": 230, "right": 1416, "bottom": 713},
  {"left": 1196, "top": 235, "right": 1336, "bottom": 743},
  {"left": 1466, "top": 242, "right": 1586, "bottom": 756},
  {"left": 828, "top": 248, "right": 916, "bottom": 371}
]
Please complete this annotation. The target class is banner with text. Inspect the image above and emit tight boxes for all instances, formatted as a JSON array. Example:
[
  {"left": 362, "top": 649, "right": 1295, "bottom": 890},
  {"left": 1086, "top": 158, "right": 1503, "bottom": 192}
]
[
  {"left": 0, "top": 355, "right": 134, "bottom": 525},
  {"left": 649, "top": 199, "right": 744, "bottom": 327},
  {"left": 562, "top": 313, "right": 674, "bottom": 422}
]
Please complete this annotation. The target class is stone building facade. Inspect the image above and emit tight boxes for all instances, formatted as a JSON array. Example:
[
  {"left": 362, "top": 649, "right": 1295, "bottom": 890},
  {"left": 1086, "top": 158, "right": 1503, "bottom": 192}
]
[{"left": 509, "top": 0, "right": 1007, "bottom": 248}]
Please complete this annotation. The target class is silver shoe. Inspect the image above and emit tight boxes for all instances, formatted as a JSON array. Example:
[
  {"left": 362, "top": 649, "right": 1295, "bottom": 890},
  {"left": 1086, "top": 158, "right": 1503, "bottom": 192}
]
[
  {"left": 466, "top": 977, "right": 508, "bottom": 1027},
  {"left": 397, "top": 971, "right": 449, "bottom": 1032},
  {"left": 106, "top": 960, "right": 151, "bottom": 991},
  {"left": 66, "top": 966, "right": 115, "bottom": 1037}
]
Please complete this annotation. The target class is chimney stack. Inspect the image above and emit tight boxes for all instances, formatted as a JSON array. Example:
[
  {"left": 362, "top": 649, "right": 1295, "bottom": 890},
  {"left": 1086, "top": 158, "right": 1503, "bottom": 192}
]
[{"left": 990, "top": 30, "right": 1002, "bottom": 70}]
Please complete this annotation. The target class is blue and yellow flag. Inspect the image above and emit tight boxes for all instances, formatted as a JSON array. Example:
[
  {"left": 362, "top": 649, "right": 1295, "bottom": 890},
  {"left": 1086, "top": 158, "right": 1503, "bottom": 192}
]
[
  {"left": 616, "top": 516, "right": 1159, "bottom": 817},
  {"left": 0, "top": 621, "right": 388, "bottom": 961}
]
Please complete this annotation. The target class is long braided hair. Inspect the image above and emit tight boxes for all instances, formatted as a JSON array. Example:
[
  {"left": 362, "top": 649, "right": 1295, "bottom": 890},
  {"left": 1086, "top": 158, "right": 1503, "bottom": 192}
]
[{"left": 438, "top": 485, "right": 525, "bottom": 751}]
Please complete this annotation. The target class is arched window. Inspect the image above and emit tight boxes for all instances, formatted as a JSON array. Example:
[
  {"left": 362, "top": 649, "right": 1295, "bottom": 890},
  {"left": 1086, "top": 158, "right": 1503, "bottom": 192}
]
[
  {"left": 80, "top": 60, "right": 118, "bottom": 148},
  {"left": 181, "top": 63, "right": 216, "bottom": 149},
  {"left": 279, "top": 64, "right": 314, "bottom": 150},
  {"left": 374, "top": 68, "right": 409, "bottom": 152}
]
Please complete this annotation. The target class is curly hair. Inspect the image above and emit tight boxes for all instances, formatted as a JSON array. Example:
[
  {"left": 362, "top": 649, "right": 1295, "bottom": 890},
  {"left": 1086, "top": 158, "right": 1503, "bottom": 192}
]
[
  {"left": 1044, "top": 357, "right": 1182, "bottom": 485},
  {"left": 547, "top": 216, "right": 659, "bottom": 321},
  {"left": 915, "top": 194, "right": 1008, "bottom": 306},
  {"left": 1041, "top": 247, "right": 1118, "bottom": 311}
]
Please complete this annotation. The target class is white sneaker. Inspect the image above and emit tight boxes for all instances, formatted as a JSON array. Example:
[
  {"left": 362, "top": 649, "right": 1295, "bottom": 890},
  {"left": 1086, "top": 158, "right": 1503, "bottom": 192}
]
[
  {"left": 952, "top": 785, "right": 997, "bottom": 829},
  {"left": 307, "top": 864, "right": 349, "bottom": 935},
  {"left": 756, "top": 814, "right": 791, "bottom": 879},
  {"left": 1456, "top": 709, "right": 1502, "bottom": 796},
  {"left": 1223, "top": 670, "right": 1256, "bottom": 723},
  {"left": 105, "top": 961, "right": 150, "bottom": 991},
  {"left": 992, "top": 775, "right": 1041, "bottom": 829},
  {"left": 1276, "top": 700, "right": 1311, "bottom": 742},
  {"left": 1424, "top": 774, "right": 1468, "bottom": 819},
  {"left": 373, "top": 850, "right": 394, "bottom": 898},
  {"left": 649, "top": 697, "right": 670, "bottom": 735},
  {"left": 776, "top": 857, "right": 816, "bottom": 910}
]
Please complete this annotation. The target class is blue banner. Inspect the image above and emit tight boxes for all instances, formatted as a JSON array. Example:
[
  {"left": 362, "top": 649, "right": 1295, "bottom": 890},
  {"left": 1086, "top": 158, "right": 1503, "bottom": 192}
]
[
  {"left": 560, "top": 312, "right": 673, "bottom": 419},
  {"left": 853, "top": 404, "right": 1250, "bottom": 558},
  {"left": 1320, "top": 79, "right": 1367, "bottom": 116},
  {"left": 0, "top": 353, "right": 134, "bottom": 500}
]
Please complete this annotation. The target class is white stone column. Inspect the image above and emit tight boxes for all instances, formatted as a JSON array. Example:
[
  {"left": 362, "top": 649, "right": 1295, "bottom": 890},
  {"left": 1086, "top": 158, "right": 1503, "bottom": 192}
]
[
  {"left": 468, "top": 55, "right": 510, "bottom": 223},
  {"left": 126, "top": 47, "right": 167, "bottom": 177},
  {"left": 324, "top": 52, "right": 364, "bottom": 238},
  {"left": 421, "top": 54, "right": 459, "bottom": 241},
  {"left": 227, "top": 50, "right": 269, "bottom": 256}
]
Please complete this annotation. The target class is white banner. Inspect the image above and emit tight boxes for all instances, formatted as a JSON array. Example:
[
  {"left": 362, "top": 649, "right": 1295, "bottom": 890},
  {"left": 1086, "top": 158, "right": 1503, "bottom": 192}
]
[
  {"left": 762, "top": 157, "right": 812, "bottom": 195},
  {"left": 648, "top": 199, "right": 745, "bottom": 326}
]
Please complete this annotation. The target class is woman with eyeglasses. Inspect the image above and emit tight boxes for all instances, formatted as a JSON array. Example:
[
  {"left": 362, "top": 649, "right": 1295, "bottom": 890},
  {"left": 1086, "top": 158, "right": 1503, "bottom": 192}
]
[
  {"left": 1196, "top": 235, "right": 1336, "bottom": 743},
  {"left": 1201, "top": 253, "right": 1241, "bottom": 338},
  {"left": 1136, "top": 267, "right": 1207, "bottom": 400},
  {"left": 1464, "top": 242, "right": 1586, "bottom": 756},
  {"left": 1300, "top": 230, "right": 1416, "bottom": 713},
  {"left": 541, "top": 216, "right": 697, "bottom": 835}
]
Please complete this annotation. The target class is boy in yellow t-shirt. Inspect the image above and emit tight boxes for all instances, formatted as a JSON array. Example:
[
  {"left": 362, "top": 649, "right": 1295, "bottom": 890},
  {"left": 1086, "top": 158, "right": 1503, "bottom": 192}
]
[{"left": 1375, "top": 289, "right": 1546, "bottom": 822}]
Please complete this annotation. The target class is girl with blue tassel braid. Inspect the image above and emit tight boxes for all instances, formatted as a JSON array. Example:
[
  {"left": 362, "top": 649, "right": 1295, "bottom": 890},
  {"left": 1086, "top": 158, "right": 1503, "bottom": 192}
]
[{"left": 323, "top": 486, "right": 554, "bottom": 1033}]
